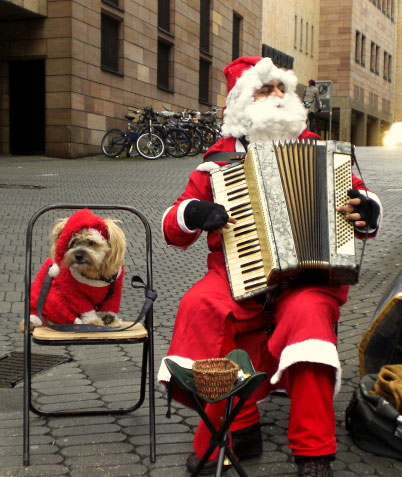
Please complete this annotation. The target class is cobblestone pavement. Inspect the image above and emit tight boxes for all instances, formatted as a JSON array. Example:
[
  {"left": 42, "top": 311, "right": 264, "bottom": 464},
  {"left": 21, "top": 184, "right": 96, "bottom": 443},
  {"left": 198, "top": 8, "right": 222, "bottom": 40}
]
[{"left": 0, "top": 147, "right": 401, "bottom": 476}]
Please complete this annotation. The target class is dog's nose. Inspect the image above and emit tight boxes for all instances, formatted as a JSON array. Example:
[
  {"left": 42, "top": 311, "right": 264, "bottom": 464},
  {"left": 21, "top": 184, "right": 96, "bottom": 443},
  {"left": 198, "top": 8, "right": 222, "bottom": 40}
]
[{"left": 74, "top": 250, "right": 86, "bottom": 262}]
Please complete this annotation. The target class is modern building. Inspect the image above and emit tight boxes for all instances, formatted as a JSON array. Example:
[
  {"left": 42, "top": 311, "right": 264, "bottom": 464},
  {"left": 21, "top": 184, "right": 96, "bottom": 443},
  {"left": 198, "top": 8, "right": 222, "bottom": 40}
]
[{"left": 0, "top": 0, "right": 262, "bottom": 158}]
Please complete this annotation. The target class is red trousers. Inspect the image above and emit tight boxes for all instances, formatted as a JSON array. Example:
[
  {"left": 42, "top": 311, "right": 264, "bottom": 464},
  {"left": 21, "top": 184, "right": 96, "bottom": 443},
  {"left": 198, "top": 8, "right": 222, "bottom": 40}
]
[{"left": 194, "top": 319, "right": 336, "bottom": 459}]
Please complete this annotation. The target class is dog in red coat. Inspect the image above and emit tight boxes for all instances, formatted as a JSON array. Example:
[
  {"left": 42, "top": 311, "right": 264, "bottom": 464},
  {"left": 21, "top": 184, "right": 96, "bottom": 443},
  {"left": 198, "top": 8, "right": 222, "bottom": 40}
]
[{"left": 18, "top": 209, "right": 126, "bottom": 332}]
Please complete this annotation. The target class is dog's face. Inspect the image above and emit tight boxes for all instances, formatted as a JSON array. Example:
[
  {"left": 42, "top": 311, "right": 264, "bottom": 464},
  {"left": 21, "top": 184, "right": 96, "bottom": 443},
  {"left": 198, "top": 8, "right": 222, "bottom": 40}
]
[{"left": 51, "top": 218, "right": 126, "bottom": 280}]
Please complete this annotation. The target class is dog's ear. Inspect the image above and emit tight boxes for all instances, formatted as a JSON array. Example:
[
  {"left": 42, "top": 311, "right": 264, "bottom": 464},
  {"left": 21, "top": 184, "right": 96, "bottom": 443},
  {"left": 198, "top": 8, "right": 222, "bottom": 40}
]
[
  {"left": 102, "top": 219, "right": 126, "bottom": 275},
  {"left": 50, "top": 218, "right": 68, "bottom": 259}
]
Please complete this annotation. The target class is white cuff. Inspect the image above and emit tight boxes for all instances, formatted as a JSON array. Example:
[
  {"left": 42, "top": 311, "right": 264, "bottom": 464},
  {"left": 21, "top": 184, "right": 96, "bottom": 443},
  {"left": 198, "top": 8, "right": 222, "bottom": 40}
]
[
  {"left": 177, "top": 199, "right": 200, "bottom": 234},
  {"left": 270, "top": 339, "right": 342, "bottom": 397}
]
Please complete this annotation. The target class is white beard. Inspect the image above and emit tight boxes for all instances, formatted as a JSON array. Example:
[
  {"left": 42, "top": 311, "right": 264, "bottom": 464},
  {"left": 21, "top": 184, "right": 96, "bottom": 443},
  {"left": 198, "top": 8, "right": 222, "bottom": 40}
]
[{"left": 222, "top": 92, "right": 307, "bottom": 143}]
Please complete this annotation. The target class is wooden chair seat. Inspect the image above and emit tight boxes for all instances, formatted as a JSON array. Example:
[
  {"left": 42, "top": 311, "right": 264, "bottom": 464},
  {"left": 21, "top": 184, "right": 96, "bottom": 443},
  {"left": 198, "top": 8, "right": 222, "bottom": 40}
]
[{"left": 33, "top": 321, "right": 148, "bottom": 341}]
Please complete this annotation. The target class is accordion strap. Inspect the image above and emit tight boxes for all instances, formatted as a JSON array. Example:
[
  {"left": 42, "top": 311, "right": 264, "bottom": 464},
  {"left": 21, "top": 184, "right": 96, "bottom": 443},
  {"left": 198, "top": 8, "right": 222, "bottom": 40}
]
[{"left": 351, "top": 145, "right": 369, "bottom": 273}]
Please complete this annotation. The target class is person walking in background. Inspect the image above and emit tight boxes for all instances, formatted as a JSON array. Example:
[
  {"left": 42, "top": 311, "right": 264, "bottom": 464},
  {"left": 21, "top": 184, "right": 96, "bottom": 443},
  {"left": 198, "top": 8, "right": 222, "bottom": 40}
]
[{"left": 303, "top": 79, "right": 321, "bottom": 134}]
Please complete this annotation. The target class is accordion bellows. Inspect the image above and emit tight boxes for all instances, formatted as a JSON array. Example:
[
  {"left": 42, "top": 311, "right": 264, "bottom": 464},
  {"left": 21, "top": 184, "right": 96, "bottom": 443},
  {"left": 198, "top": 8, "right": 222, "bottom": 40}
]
[{"left": 210, "top": 140, "right": 359, "bottom": 302}]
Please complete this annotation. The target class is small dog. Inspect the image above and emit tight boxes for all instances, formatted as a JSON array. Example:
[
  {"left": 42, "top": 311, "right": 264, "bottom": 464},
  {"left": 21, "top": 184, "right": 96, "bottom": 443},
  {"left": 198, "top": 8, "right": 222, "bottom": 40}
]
[{"left": 19, "top": 209, "right": 126, "bottom": 332}]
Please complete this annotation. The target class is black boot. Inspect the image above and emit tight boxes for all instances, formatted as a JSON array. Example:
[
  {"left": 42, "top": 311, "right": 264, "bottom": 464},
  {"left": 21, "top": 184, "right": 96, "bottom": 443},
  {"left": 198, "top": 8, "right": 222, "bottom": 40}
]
[
  {"left": 186, "top": 453, "right": 231, "bottom": 475},
  {"left": 232, "top": 422, "right": 262, "bottom": 460},
  {"left": 296, "top": 456, "right": 333, "bottom": 477}
]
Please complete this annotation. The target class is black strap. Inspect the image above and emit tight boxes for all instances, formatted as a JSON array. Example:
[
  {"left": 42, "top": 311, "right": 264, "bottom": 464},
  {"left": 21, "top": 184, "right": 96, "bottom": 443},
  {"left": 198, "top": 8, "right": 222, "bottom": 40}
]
[
  {"left": 94, "top": 274, "right": 117, "bottom": 311},
  {"left": 238, "top": 136, "right": 249, "bottom": 152},
  {"left": 351, "top": 145, "right": 369, "bottom": 275},
  {"left": 203, "top": 151, "right": 246, "bottom": 163},
  {"left": 34, "top": 267, "right": 157, "bottom": 333}
]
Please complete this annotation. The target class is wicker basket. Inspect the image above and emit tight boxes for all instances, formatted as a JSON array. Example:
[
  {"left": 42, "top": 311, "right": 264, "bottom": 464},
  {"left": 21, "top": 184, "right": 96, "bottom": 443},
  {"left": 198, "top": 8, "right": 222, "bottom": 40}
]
[{"left": 192, "top": 358, "right": 239, "bottom": 400}]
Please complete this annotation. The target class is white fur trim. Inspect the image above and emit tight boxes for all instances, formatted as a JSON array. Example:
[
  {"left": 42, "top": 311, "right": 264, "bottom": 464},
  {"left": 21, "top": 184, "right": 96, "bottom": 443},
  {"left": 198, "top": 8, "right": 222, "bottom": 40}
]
[
  {"left": 69, "top": 267, "right": 122, "bottom": 287},
  {"left": 30, "top": 314, "right": 42, "bottom": 327},
  {"left": 235, "top": 139, "right": 247, "bottom": 152},
  {"left": 196, "top": 162, "right": 221, "bottom": 172},
  {"left": 74, "top": 317, "right": 83, "bottom": 324},
  {"left": 48, "top": 263, "right": 60, "bottom": 277},
  {"left": 270, "top": 339, "right": 342, "bottom": 396},
  {"left": 157, "top": 355, "right": 195, "bottom": 382},
  {"left": 177, "top": 199, "right": 200, "bottom": 234},
  {"left": 81, "top": 310, "right": 99, "bottom": 323},
  {"left": 161, "top": 203, "right": 202, "bottom": 250}
]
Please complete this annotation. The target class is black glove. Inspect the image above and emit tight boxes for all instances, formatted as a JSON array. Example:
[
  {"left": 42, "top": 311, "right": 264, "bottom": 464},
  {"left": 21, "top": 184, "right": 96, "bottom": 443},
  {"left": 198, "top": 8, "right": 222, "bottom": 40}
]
[
  {"left": 184, "top": 200, "right": 229, "bottom": 231},
  {"left": 347, "top": 189, "right": 380, "bottom": 229}
]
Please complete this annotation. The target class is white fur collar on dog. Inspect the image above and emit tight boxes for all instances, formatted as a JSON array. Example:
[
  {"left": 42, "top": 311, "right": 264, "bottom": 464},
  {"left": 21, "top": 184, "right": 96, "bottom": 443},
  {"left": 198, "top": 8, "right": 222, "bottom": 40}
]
[{"left": 69, "top": 267, "right": 122, "bottom": 287}]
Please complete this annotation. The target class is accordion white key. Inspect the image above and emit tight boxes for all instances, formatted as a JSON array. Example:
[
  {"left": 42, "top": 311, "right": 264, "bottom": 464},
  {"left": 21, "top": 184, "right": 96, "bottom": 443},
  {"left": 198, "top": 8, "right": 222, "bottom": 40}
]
[{"left": 210, "top": 140, "right": 359, "bottom": 302}]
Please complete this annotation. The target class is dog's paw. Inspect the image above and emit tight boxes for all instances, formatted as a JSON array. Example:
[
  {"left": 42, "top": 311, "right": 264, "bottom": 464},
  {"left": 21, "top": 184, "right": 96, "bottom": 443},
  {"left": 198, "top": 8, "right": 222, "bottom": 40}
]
[
  {"left": 97, "top": 311, "right": 122, "bottom": 328},
  {"left": 81, "top": 310, "right": 104, "bottom": 326},
  {"left": 18, "top": 315, "right": 42, "bottom": 333}
]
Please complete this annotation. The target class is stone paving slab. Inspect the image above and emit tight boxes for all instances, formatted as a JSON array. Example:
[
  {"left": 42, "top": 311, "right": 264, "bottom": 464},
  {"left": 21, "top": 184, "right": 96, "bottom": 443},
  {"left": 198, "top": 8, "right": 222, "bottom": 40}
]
[{"left": 0, "top": 148, "right": 402, "bottom": 476}]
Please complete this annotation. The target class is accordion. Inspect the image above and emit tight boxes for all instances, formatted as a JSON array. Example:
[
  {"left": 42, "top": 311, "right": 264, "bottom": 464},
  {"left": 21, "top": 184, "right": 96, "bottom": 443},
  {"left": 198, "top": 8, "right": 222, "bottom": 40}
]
[{"left": 210, "top": 140, "right": 359, "bottom": 302}]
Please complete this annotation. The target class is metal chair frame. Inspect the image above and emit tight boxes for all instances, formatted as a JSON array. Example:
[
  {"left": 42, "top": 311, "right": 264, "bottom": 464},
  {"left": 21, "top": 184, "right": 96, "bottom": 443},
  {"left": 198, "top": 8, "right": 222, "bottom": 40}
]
[{"left": 22, "top": 204, "right": 156, "bottom": 466}]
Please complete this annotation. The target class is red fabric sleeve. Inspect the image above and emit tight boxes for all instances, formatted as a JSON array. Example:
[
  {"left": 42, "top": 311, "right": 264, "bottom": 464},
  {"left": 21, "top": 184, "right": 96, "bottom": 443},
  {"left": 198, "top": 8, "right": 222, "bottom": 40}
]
[{"left": 162, "top": 170, "right": 214, "bottom": 248}]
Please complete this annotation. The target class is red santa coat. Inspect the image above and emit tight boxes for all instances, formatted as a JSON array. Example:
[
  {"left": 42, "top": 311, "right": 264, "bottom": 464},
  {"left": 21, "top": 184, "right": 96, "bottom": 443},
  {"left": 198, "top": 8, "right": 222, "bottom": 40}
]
[
  {"left": 30, "top": 257, "right": 124, "bottom": 324},
  {"left": 157, "top": 132, "right": 377, "bottom": 401}
]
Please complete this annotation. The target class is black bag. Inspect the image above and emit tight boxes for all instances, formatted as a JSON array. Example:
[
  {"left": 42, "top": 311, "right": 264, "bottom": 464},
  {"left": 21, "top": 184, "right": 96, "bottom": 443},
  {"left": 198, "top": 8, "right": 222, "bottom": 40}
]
[{"left": 345, "top": 374, "right": 402, "bottom": 460}]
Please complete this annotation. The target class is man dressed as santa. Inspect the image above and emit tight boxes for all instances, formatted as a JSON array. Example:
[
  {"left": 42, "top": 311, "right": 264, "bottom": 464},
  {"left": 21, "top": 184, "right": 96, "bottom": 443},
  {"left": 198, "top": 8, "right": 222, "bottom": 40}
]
[{"left": 158, "top": 57, "right": 382, "bottom": 477}]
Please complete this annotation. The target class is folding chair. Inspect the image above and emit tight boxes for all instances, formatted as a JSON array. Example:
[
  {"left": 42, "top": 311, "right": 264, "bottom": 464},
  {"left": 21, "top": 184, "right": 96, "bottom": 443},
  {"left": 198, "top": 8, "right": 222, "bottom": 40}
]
[
  {"left": 165, "top": 350, "right": 267, "bottom": 477},
  {"left": 22, "top": 204, "right": 156, "bottom": 466}
]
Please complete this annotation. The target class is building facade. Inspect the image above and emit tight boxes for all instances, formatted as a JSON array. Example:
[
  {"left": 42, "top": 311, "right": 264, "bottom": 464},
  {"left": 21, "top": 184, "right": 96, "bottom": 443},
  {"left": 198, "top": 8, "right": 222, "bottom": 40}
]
[
  {"left": 0, "top": 0, "right": 262, "bottom": 158},
  {"left": 0, "top": 0, "right": 400, "bottom": 158},
  {"left": 319, "top": 0, "right": 396, "bottom": 145}
]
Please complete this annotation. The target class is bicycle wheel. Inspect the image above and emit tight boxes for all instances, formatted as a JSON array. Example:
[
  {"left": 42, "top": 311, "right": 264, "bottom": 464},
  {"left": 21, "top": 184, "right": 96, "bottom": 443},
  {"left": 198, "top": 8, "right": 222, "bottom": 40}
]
[
  {"left": 186, "top": 127, "right": 203, "bottom": 156},
  {"left": 164, "top": 128, "right": 191, "bottom": 158},
  {"left": 198, "top": 126, "right": 216, "bottom": 152},
  {"left": 136, "top": 132, "right": 165, "bottom": 160},
  {"left": 101, "top": 129, "right": 127, "bottom": 158}
]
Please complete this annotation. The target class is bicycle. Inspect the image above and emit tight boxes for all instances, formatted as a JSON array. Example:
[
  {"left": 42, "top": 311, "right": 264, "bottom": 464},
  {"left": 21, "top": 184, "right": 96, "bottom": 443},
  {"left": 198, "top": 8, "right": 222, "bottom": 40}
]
[
  {"left": 160, "top": 108, "right": 203, "bottom": 156},
  {"left": 101, "top": 107, "right": 166, "bottom": 160}
]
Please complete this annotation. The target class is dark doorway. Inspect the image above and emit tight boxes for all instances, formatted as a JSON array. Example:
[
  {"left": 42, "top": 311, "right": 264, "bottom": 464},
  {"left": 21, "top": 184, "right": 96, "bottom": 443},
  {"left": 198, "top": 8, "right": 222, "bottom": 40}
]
[{"left": 9, "top": 59, "right": 45, "bottom": 155}]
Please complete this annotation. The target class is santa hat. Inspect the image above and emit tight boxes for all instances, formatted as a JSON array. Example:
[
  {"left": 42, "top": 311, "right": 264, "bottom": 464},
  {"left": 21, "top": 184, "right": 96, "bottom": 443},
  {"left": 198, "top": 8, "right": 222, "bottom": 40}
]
[
  {"left": 49, "top": 209, "right": 108, "bottom": 277},
  {"left": 224, "top": 56, "right": 298, "bottom": 97},
  {"left": 221, "top": 56, "right": 300, "bottom": 138}
]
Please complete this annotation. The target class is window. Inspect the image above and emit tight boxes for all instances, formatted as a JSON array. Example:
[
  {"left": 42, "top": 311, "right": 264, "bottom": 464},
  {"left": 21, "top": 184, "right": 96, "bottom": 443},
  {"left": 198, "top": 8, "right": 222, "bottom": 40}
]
[
  {"left": 388, "top": 54, "right": 392, "bottom": 82},
  {"left": 306, "top": 22, "right": 308, "bottom": 54},
  {"left": 311, "top": 25, "right": 314, "bottom": 56},
  {"left": 103, "top": 0, "right": 119, "bottom": 7},
  {"left": 361, "top": 35, "right": 366, "bottom": 66},
  {"left": 370, "top": 41, "right": 376, "bottom": 72},
  {"left": 369, "top": 92, "right": 378, "bottom": 110},
  {"left": 157, "top": 40, "right": 172, "bottom": 91},
  {"left": 375, "top": 45, "right": 380, "bottom": 74},
  {"left": 300, "top": 18, "right": 303, "bottom": 51},
  {"left": 382, "top": 98, "right": 390, "bottom": 113},
  {"left": 200, "top": 0, "right": 210, "bottom": 53},
  {"left": 383, "top": 51, "right": 389, "bottom": 80},
  {"left": 355, "top": 31, "right": 361, "bottom": 63},
  {"left": 199, "top": 58, "right": 210, "bottom": 104},
  {"left": 158, "top": 0, "right": 170, "bottom": 33},
  {"left": 232, "top": 12, "right": 242, "bottom": 60},
  {"left": 101, "top": 14, "right": 120, "bottom": 73},
  {"left": 294, "top": 16, "right": 297, "bottom": 49}
]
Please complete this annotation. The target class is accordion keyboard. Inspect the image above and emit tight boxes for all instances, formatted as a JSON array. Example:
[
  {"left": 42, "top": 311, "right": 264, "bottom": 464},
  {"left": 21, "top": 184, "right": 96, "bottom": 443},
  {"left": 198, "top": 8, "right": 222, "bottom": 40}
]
[{"left": 211, "top": 164, "right": 269, "bottom": 299}]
